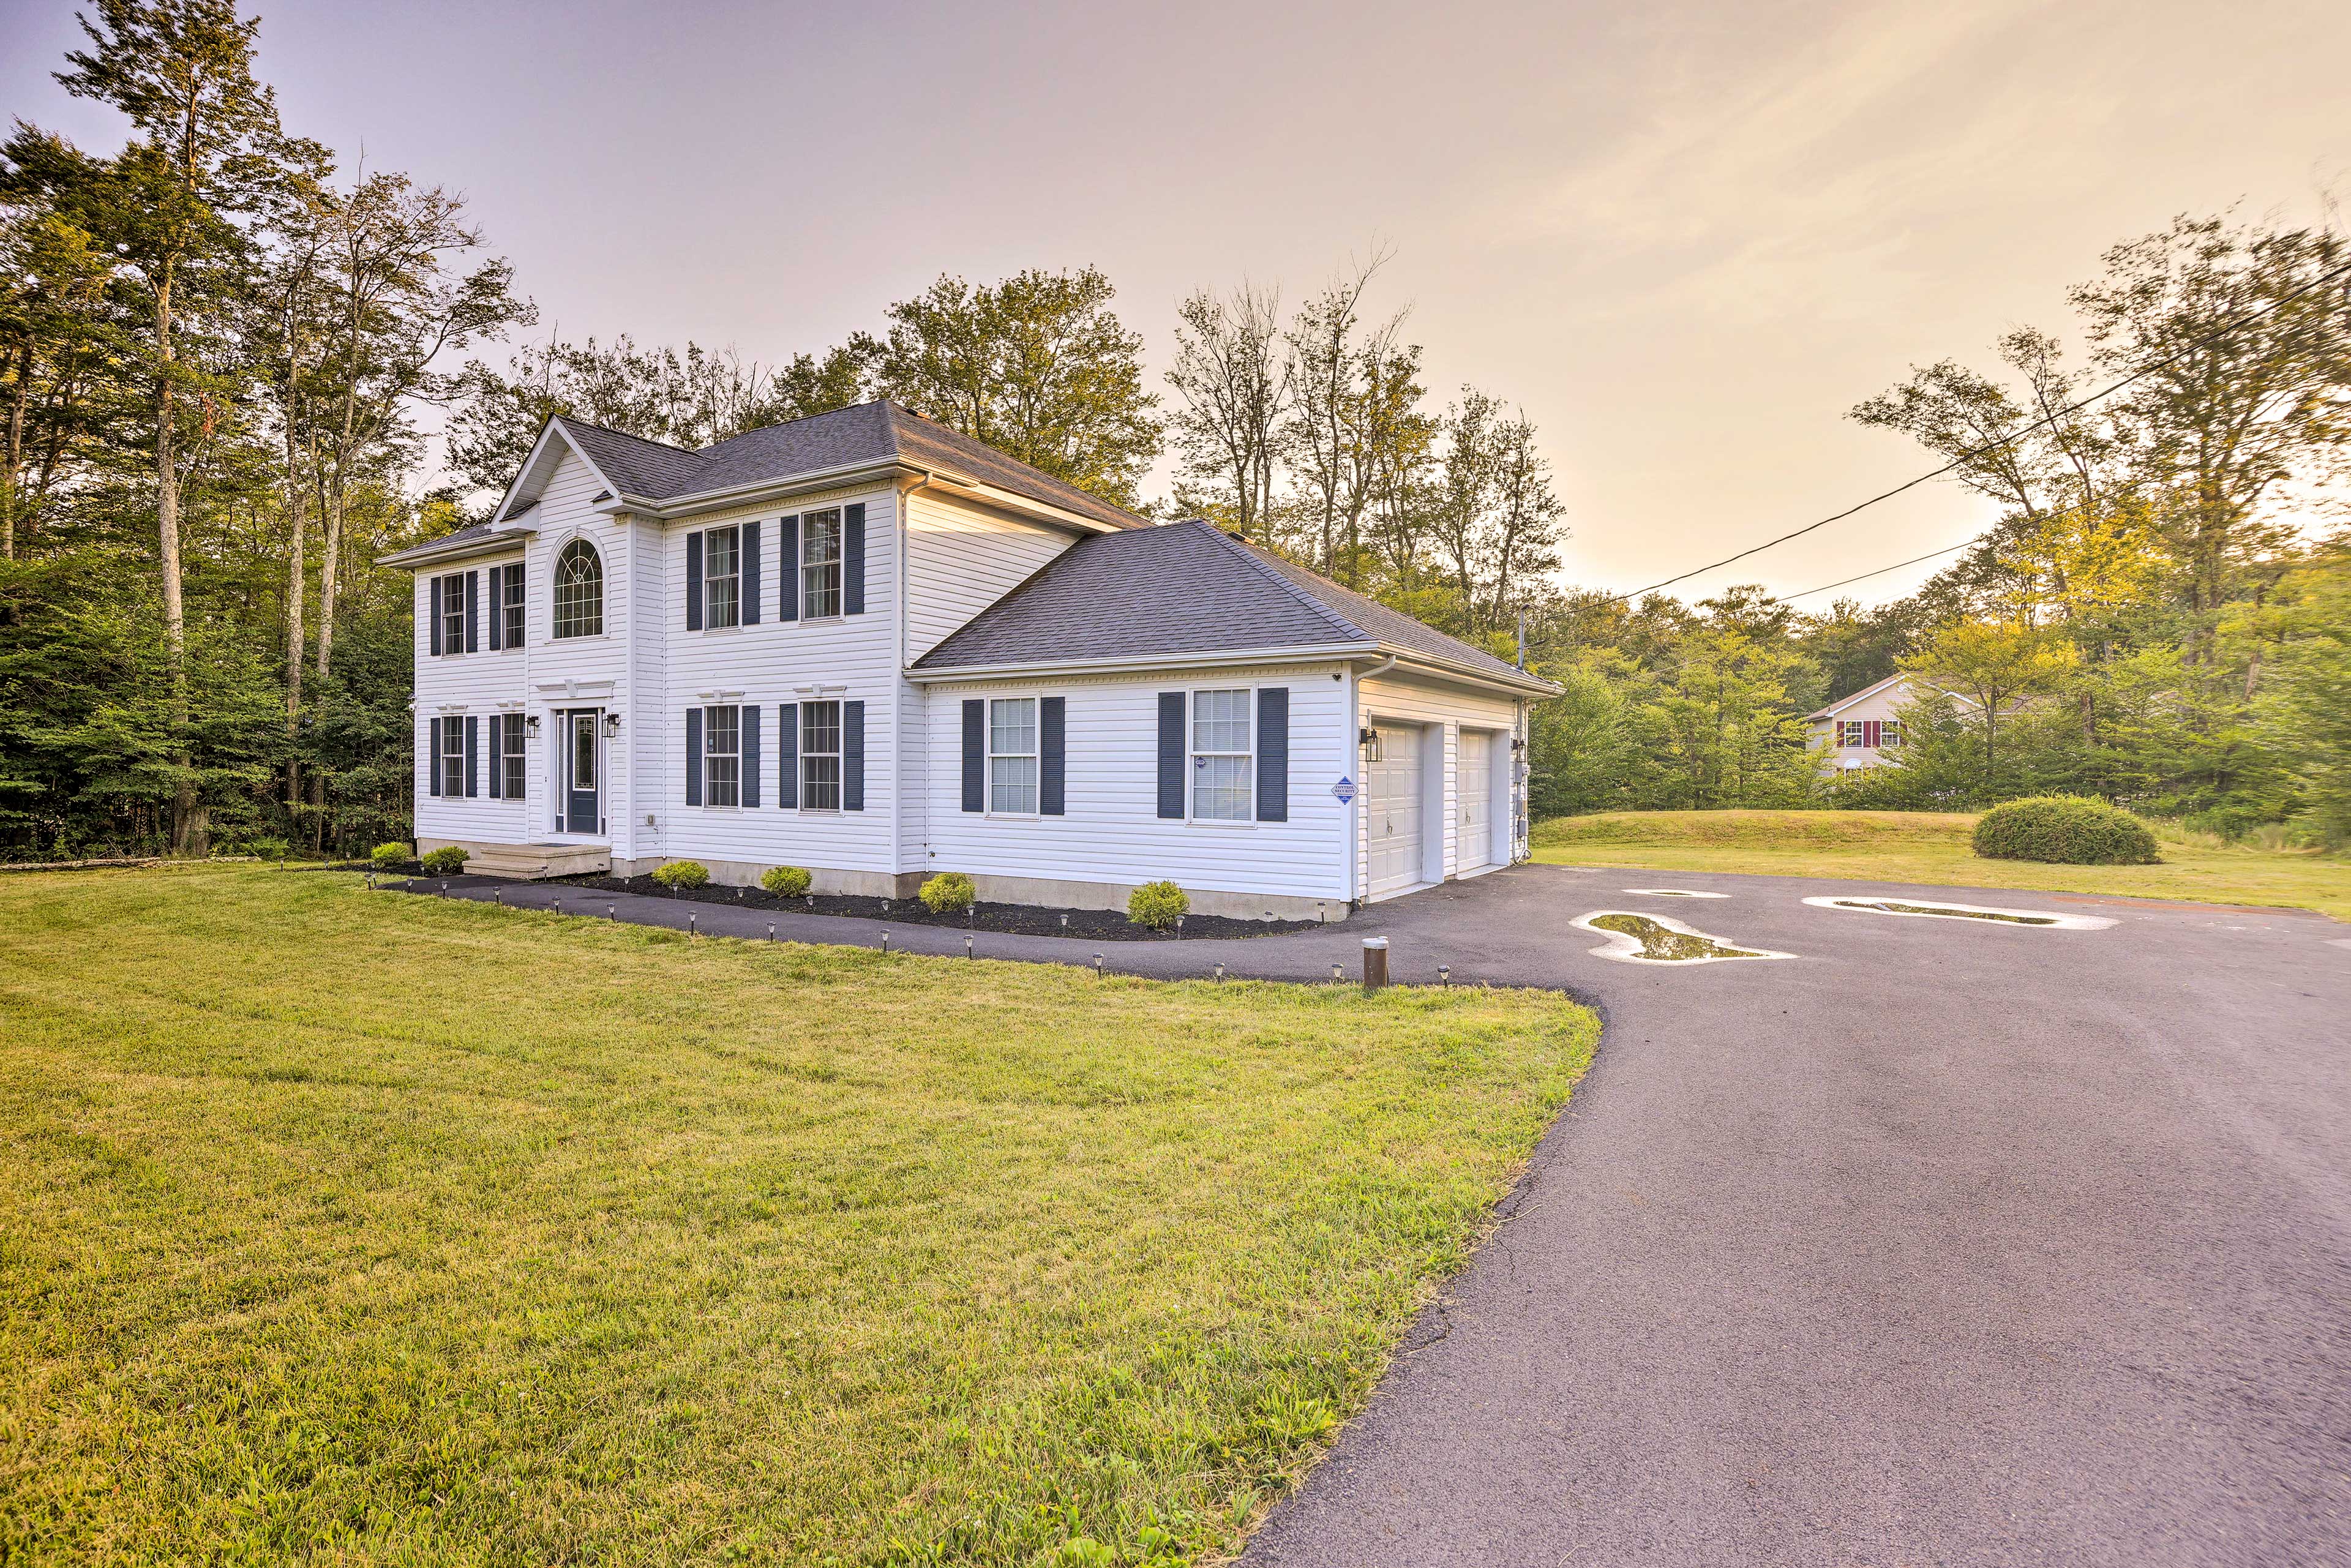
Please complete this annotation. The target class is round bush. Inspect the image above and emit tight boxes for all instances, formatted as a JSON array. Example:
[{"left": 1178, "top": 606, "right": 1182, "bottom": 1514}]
[
  {"left": 760, "top": 865, "right": 812, "bottom": 898},
  {"left": 651, "top": 860, "right": 710, "bottom": 890},
  {"left": 1973, "top": 796, "right": 2159, "bottom": 865},
  {"left": 1126, "top": 880, "right": 1190, "bottom": 929},
  {"left": 919, "top": 871, "right": 976, "bottom": 914},
  {"left": 419, "top": 846, "right": 469, "bottom": 876},
  {"left": 370, "top": 841, "right": 411, "bottom": 870}
]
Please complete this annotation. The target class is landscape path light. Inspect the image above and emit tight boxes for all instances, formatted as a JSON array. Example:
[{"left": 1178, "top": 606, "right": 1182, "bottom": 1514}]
[{"left": 1362, "top": 937, "right": 1390, "bottom": 991}]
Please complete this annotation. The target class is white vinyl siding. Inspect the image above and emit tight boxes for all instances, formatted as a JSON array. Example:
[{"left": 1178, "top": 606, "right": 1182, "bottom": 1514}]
[{"left": 902, "top": 489, "right": 1074, "bottom": 659}]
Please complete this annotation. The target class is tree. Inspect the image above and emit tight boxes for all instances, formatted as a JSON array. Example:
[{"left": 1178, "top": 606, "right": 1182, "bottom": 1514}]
[
  {"left": 1901, "top": 620, "right": 2078, "bottom": 781},
  {"left": 1165, "top": 281, "right": 1286, "bottom": 538},
  {"left": 869, "top": 267, "right": 1161, "bottom": 508},
  {"left": 56, "top": 0, "right": 301, "bottom": 852},
  {"left": 1283, "top": 256, "right": 1392, "bottom": 577}
]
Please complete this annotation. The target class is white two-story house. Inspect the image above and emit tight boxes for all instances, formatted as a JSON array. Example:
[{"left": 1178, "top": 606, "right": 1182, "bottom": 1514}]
[{"left": 386, "top": 401, "right": 1557, "bottom": 918}]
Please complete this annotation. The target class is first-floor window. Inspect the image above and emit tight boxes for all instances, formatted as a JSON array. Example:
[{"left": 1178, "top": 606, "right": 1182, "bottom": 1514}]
[
  {"left": 801, "top": 700, "right": 842, "bottom": 809},
  {"left": 989, "top": 697, "right": 1038, "bottom": 814},
  {"left": 1191, "top": 688, "right": 1254, "bottom": 821},
  {"left": 498, "top": 713, "right": 526, "bottom": 798},
  {"left": 438, "top": 716, "right": 466, "bottom": 797},
  {"left": 705, "top": 704, "right": 741, "bottom": 806}
]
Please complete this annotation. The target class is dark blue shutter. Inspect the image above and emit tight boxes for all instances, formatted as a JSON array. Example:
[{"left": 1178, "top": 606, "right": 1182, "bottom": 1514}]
[
  {"left": 1041, "top": 696, "right": 1065, "bottom": 816},
  {"left": 463, "top": 571, "right": 479, "bottom": 653},
  {"left": 464, "top": 715, "right": 479, "bottom": 798},
  {"left": 775, "top": 703, "right": 798, "bottom": 808},
  {"left": 743, "top": 703, "right": 762, "bottom": 809},
  {"left": 844, "top": 700, "right": 864, "bottom": 811},
  {"left": 743, "top": 520, "right": 762, "bottom": 626},
  {"left": 686, "top": 707, "right": 703, "bottom": 805},
  {"left": 426, "top": 718, "right": 440, "bottom": 795},
  {"left": 777, "top": 516, "right": 798, "bottom": 621},
  {"left": 844, "top": 502, "right": 866, "bottom": 615},
  {"left": 487, "top": 713, "right": 501, "bottom": 797},
  {"left": 487, "top": 565, "right": 503, "bottom": 651},
  {"left": 429, "top": 577, "right": 444, "bottom": 655},
  {"left": 1157, "top": 692, "right": 1185, "bottom": 819},
  {"left": 686, "top": 531, "right": 703, "bottom": 631},
  {"left": 961, "top": 699, "right": 984, "bottom": 812},
  {"left": 1256, "top": 688, "right": 1289, "bottom": 822}
]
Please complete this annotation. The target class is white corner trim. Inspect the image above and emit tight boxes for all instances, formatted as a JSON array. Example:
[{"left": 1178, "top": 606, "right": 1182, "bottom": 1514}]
[
  {"left": 1570, "top": 909, "right": 1797, "bottom": 965},
  {"left": 1801, "top": 895, "right": 2118, "bottom": 930}
]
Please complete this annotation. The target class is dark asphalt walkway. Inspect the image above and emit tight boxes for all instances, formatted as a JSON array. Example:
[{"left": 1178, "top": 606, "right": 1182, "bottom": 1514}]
[{"left": 405, "top": 865, "right": 2351, "bottom": 1565}]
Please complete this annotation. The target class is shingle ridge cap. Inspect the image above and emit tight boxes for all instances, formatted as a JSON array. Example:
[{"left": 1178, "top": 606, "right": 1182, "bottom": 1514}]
[{"left": 1193, "top": 522, "right": 1371, "bottom": 642}]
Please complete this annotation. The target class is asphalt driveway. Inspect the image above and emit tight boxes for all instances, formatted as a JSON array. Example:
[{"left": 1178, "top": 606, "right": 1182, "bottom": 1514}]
[{"left": 409, "top": 865, "right": 2351, "bottom": 1564}]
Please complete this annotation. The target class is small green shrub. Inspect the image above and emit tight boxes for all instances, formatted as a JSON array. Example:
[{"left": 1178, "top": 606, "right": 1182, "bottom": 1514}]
[
  {"left": 246, "top": 836, "right": 291, "bottom": 861},
  {"left": 419, "top": 846, "right": 469, "bottom": 876},
  {"left": 919, "top": 871, "right": 976, "bottom": 915},
  {"left": 370, "top": 842, "right": 411, "bottom": 870},
  {"left": 1127, "top": 880, "right": 1190, "bottom": 929},
  {"left": 1973, "top": 796, "right": 2159, "bottom": 865},
  {"left": 651, "top": 860, "right": 710, "bottom": 891},
  {"left": 760, "top": 865, "right": 812, "bottom": 898}
]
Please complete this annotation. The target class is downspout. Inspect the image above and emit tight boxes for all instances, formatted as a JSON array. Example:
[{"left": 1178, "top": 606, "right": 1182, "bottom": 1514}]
[
  {"left": 1349, "top": 651, "right": 1398, "bottom": 909},
  {"left": 902, "top": 468, "right": 936, "bottom": 890}
]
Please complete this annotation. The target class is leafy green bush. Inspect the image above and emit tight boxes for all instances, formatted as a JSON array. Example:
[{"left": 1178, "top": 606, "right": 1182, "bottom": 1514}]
[
  {"left": 651, "top": 860, "right": 710, "bottom": 891},
  {"left": 370, "top": 842, "right": 411, "bottom": 870},
  {"left": 245, "top": 836, "right": 291, "bottom": 861},
  {"left": 1126, "top": 880, "right": 1190, "bottom": 929},
  {"left": 1973, "top": 796, "right": 2159, "bottom": 865},
  {"left": 919, "top": 871, "right": 976, "bottom": 915},
  {"left": 419, "top": 846, "right": 469, "bottom": 876},
  {"left": 760, "top": 865, "right": 812, "bottom": 898}
]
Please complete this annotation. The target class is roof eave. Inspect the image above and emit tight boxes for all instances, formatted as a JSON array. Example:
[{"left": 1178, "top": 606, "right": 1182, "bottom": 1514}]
[
  {"left": 908, "top": 641, "right": 1380, "bottom": 682},
  {"left": 624, "top": 460, "right": 1137, "bottom": 535},
  {"left": 1378, "top": 647, "right": 1562, "bottom": 697},
  {"left": 380, "top": 524, "right": 537, "bottom": 569}
]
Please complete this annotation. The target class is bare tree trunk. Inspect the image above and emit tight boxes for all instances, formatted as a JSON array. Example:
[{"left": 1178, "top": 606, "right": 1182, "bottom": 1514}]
[
  {"left": 156, "top": 277, "right": 204, "bottom": 857},
  {"left": 282, "top": 415, "right": 306, "bottom": 809},
  {"left": 2, "top": 339, "right": 27, "bottom": 561}
]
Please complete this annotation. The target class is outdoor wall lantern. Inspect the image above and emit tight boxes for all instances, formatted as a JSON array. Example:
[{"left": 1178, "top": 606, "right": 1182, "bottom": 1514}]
[
  {"left": 1360, "top": 728, "right": 1385, "bottom": 761},
  {"left": 524, "top": 714, "right": 541, "bottom": 735},
  {"left": 603, "top": 713, "right": 623, "bottom": 738}
]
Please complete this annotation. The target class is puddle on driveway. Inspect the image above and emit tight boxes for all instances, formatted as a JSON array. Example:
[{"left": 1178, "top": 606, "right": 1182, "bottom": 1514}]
[
  {"left": 1572, "top": 910, "right": 1796, "bottom": 966},
  {"left": 1801, "top": 895, "right": 2117, "bottom": 931},
  {"left": 1622, "top": 887, "right": 1730, "bottom": 899}
]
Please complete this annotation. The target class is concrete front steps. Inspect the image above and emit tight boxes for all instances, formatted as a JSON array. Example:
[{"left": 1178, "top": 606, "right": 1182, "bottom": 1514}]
[{"left": 467, "top": 842, "right": 612, "bottom": 881}]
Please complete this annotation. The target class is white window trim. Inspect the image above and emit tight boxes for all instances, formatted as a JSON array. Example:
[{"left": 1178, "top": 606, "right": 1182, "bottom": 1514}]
[
  {"left": 798, "top": 696, "right": 845, "bottom": 814},
  {"left": 702, "top": 702, "right": 744, "bottom": 811},
  {"left": 702, "top": 524, "right": 744, "bottom": 632},
  {"left": 550, "top": 537, "right": 606, "bottom": 642},
  {"left": 800, "top": 506, "right": 845, "bottom": 623},
  {"left": 1187, "top": 682, "right": 1259, "bottom": 828},
  {"left": 437, "top": 716, "right": 467, "bottom": 798},
  {"left": 984, "top": 690, "right": 1044, "bottom": 820}
]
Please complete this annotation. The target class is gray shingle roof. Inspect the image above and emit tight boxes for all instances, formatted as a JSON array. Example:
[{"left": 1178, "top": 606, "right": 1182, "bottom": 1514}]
[
  {"left": 915, "top": 519, "right": 1545, "bottom": 689},
  {"left": 546, "top": 402, "right": 1147, "bottom": 531}
]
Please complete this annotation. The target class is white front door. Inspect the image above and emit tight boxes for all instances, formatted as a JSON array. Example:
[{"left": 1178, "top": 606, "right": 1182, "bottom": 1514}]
[
  {"left": 1367, "top": 726, "right": 1425, "bottom": 899},
  {"left": 1458, "top": 730, "right": 1494, "bottom": 871}
]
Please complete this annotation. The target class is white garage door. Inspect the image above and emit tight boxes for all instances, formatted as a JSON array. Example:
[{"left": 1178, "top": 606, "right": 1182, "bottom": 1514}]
[
  {"left": 1367, "top": 727, "right": 1424, "bottom": 898},
  {"left": 1458, "top": 730, "right": 1495, "bottom": 872}
]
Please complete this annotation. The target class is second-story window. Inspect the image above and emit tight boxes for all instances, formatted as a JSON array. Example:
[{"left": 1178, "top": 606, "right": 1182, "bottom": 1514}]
[
  {"left": 498, "top": 566, "right": 524, "bottom": 648},
  {"left": 553, "top": 541, "right": 602, "bottom": 639},
  {"left": 704, "top": 525, "right": 741, "bottom": 629},
  {"left": 801, "top": 508, "right": 842, "bottom": 619},
  {"left": 439, "top": 575, "right": 465, "bottom": 654}
]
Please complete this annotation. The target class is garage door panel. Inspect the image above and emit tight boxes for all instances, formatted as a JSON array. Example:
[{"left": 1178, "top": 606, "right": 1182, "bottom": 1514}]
[
  {"left": 1368, "top": 727, "right": 1424, "bottom": 898},
  {"left": 1458, "top": 731, "right": 1494, "bottom": 872}
]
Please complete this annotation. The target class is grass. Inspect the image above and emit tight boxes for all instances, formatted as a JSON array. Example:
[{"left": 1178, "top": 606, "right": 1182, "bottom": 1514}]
[
  {"left": 1532, "top": 809, "right": 2351, "bottom": 921},
  {"left": 0, "top": 866, "right": 1594, "bottom": 1567}
]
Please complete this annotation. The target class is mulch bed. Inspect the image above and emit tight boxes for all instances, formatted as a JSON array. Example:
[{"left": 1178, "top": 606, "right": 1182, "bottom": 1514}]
[{"left": 552, "top": 872, "right": 1325, "bottom": 941}]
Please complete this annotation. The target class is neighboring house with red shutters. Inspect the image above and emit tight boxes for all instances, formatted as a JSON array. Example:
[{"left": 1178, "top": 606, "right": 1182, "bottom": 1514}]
[
  {"left": 1806, "top": 672, "right": 1982, "bottom": 773},
  {"left": 384, "top": 400, "right": 1557, "bottom": 918}
]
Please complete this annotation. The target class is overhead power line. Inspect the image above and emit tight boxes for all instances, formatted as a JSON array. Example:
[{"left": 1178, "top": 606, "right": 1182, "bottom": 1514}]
[
  {"left": 1781, "top": 539, "right": 1978, "bottom": 601},
  {"left": 1600, "top": 252, "right": 2351, "bottom": 608}
]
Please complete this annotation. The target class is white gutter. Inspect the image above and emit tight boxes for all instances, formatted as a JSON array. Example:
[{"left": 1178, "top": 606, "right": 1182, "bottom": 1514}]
[
  {"left": 905, "top": 642, "right": 1381, "bottom": 683},
  {"left": 380, "top": 525, "right": 536, "bottom": 569}
]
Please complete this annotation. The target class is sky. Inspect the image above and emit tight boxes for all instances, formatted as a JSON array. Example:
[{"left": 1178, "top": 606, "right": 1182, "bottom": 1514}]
[{"left": 3, "top": 0, "right": 2345, "bottom": 606}]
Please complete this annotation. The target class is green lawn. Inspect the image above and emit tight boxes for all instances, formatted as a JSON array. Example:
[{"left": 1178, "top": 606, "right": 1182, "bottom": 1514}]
[
  {"left": 1532, "top": 809, "right": 2351, "bottom": 921},
  {"left": 0, "top": 866, "right": 1594, "bottom": 1567}
]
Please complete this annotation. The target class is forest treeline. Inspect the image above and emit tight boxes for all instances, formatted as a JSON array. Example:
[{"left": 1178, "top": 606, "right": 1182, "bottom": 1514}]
[{"left": 3, "top": 0, "right": 2347, "bottom": 858}]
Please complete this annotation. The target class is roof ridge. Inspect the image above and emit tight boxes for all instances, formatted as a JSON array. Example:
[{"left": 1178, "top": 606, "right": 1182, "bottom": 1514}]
[
  {"left": 552, "top": 415, "right": 702, "bottom": 457},
  {"left": 1196, "top": 523, "right": 1370, "bottom": 642}
]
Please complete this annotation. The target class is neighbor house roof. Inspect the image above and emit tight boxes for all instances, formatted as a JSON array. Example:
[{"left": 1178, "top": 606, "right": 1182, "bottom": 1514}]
[
  {"left": 1807, "top": 672, "right": 1978, "bottom": 720},
  {"left": 538, "top": 401, "right": 1149, "bottom": 530},
  {"left": 913, "top": 518, "right": 1557, "bottom": 695}
]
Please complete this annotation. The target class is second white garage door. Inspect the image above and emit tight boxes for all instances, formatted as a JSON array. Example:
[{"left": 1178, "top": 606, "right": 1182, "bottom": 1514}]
[
  {"left": 1457, "top": 730, "right": 1495, "bottom": 872},
  {"left": 1368, "top": 726, "right": 1424, "bottom": 899}
]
